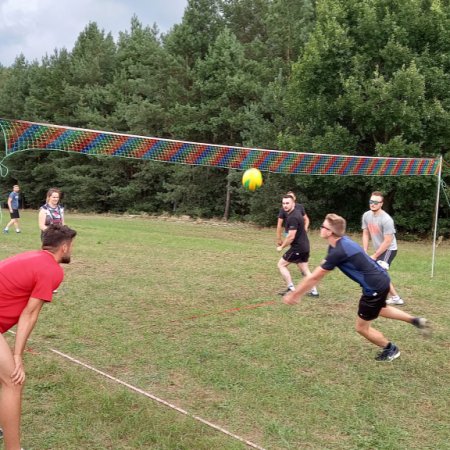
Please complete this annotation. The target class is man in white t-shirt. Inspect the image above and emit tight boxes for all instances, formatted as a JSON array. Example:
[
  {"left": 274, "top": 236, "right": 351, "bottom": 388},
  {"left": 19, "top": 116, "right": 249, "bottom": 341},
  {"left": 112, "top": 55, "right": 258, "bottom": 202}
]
[{"left": 362, "top": 191, "right": 403, "bottom": 305}]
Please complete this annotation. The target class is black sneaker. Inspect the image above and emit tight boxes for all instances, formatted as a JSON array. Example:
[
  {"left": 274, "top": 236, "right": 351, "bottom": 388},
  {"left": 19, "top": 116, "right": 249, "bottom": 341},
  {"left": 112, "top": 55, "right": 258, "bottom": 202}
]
[
  {"left": 277, "top": 287, "right": 294, "bottom": 296},
  {"left": 375, "top": 344, "right": 400, "bottom": 362},
  {"left": 412, "top": 317, "right": 432, "bottom": 337}
]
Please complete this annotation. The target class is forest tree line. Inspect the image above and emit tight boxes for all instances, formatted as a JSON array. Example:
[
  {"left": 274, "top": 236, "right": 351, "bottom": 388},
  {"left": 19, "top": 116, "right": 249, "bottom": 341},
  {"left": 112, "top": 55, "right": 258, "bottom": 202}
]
[{"left": 0, "top": 0, "right": 449, "bottom": 234}]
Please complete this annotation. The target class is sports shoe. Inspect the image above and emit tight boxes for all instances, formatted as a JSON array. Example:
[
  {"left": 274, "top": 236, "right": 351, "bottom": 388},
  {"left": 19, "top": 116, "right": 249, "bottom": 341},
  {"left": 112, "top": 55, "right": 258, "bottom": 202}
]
[
  {"left": 2, "top": 228, "right": 8, "bottom": 234},
  {"left": 412, "top": 317, "right": 432, "bottom": 337},
  {"left": 386, "top": 296, "right": 404, "bottom": 305},
  {"left": 375, "top": 343, "right": 400, "bottom": 362},
  {"left": 16, "top": 229, "right": 21, "bottom": 233},
  {"left": 0, "top": 427, "right": 3, "bottom": 438},
  {"left": 308, "top": 288, "right": 319, "bottom": 297},
  {"left": 277, "top": 286, "right": 295, "bottom": 296}
]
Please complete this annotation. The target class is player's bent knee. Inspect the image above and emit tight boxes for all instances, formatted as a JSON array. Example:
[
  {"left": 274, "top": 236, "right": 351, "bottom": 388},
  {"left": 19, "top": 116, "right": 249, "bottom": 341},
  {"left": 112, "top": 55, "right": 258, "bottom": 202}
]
[
  {"left": 0, "top": 377, "right": 22, "bottom": 394},
  {"left": 355, "top": 319, "right": 369, "bottom": 335}
]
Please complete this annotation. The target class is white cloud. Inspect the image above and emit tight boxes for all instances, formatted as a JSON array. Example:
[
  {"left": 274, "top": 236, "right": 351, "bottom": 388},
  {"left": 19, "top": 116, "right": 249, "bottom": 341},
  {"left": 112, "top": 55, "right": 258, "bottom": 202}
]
[{"left": 0, "top": 0, "right": 187, "bottom": 66}]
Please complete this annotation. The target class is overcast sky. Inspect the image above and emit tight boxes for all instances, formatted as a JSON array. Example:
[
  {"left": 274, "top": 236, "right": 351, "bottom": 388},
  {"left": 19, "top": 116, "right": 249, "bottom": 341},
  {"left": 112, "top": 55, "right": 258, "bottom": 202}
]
[{"left": 0, "top": 0, "right": 188, "bottom": 66}]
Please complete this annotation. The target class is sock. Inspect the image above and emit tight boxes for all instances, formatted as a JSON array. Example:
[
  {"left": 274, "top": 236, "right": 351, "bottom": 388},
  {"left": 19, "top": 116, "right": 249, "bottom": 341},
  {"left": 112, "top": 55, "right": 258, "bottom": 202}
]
[
  {"left": 384, "top": 342, "right": 393, "bottom": 350},
  {"left": 412, "top": 317, "right": 419, "bottom": 327},
  {"left": 288, "top": 283, "right": 295, "bottom": 290}
]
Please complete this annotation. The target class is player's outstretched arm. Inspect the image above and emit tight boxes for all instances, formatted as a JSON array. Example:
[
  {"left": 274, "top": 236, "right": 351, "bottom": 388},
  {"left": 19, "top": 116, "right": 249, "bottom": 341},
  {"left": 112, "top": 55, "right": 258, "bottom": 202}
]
[{"left": 283, "top": 266, "right": 328, "bottom": 305}]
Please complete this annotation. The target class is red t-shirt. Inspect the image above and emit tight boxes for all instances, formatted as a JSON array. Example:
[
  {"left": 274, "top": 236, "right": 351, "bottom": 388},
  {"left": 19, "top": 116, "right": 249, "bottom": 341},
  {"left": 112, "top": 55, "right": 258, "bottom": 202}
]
[{"left": 0, "top": 250, "right": 64, "bottom": 333}]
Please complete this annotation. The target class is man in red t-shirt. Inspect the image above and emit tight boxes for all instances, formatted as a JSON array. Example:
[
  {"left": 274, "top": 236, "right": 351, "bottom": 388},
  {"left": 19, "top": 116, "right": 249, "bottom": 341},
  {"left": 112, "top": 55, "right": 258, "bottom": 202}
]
[{"left": 0, "top": 224, "right": 76, "bottom": 450}]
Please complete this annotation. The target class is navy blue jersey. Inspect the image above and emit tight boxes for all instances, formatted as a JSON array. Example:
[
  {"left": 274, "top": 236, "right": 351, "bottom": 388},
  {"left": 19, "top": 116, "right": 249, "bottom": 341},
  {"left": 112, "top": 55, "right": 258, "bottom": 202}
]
[{"left": 321, "top": 236, "right": 390, "bottom": 296}]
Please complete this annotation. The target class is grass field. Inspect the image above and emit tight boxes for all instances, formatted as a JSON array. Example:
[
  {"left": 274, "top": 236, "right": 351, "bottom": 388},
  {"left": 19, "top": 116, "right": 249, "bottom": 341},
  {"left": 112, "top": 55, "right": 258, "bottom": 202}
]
[{"left": 1, "top": 210, "right": 449, "bottom": 450}]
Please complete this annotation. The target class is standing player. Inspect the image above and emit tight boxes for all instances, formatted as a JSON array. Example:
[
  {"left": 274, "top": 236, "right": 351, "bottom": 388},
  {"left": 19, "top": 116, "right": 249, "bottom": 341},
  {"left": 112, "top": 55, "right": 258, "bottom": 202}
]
[
  {"left": 276, "top": 195, "right": 318, "bottom": 297},
  {"left": 362, "top": 191, "right": 403, "bottom": 305},
  {"left": 276, "top": 191, "right": 310, "bottom": 245},
  {"left": 39, "top": 188, "right": 65, "bottom": 240},
  {"left": 3, "top": 185, "right": 21, "bottom": 234},
  {"left": 283, "top": 214, "right": 430, "bottom": 362},
  {"left": 0, "top": 224, "right": 76, "bottom": 450}
]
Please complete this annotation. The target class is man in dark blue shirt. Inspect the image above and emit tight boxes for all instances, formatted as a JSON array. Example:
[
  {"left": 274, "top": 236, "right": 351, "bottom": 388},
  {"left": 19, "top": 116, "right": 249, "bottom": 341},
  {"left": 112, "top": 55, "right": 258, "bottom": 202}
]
[{"left": 283, "top": 213, "right": 430, "bottom": 362}]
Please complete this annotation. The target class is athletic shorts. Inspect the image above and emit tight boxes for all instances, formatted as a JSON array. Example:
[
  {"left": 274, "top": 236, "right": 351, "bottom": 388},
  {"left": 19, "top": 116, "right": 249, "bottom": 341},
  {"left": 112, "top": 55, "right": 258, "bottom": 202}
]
[
  {"left": 10, "top": 209, "right": 20, "bottom": 219},
  {"left": 358, "top": 287, "right": 390, "bottom": 321},
  {"left": 377, "top": 250, "right": 397, "bottom": 269},
  {"left": 283, "top": 248, "right": 310, "bottom": 264}
]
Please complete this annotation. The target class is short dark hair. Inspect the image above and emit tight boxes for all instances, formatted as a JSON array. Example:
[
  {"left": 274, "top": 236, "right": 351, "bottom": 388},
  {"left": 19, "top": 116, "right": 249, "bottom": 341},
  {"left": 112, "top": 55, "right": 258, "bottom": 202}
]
[{"left": 42, "top": 224, "right": 77, "bottom": 251}]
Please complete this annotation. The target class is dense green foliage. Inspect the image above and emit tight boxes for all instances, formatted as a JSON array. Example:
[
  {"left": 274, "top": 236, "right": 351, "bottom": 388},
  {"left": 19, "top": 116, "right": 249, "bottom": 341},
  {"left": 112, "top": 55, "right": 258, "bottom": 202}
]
[{"left": 0, "top": 0, "right": 449, "bottom": 233}]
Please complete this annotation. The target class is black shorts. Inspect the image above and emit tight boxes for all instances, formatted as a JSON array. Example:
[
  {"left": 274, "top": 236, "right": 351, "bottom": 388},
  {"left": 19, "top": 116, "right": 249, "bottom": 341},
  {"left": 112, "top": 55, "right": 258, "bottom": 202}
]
[
  {"left": 377, "top": 250, "right": 397, "bottom": 269},
  {"left": 10, "top": 209, "right": 20, "bottom": 219},
  {"left": 283, "top": 248, "right": 310, "bottom": 264},
  {"left": 358, "top": 287, "right": 390, "bottom": 321}
]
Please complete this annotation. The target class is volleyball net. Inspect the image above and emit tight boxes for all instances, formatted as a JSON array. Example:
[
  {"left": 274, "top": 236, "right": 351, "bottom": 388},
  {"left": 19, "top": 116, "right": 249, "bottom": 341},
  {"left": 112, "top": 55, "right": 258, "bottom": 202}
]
[{"left": 0, "top": 118, "right": 441, "bottom": 177}]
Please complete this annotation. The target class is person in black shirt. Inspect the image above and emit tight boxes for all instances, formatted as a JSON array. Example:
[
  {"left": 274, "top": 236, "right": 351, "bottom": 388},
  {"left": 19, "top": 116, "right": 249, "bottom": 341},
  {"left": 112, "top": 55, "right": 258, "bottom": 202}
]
[
  {"left": 276, "top": 195, "right": 318, "bottom": 297},
  {"left": 276, "top": 191, "right": 309, "bottom": 246}
]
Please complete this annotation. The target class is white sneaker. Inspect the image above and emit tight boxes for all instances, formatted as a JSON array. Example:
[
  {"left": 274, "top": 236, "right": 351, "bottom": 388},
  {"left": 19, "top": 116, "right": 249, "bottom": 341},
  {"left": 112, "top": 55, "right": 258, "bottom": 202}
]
[
  {"left": 277, "top": 286, "right": 295, "bottom": 296},
  {"left": 386, "top": 296, "right": 404, "bottom": 305}
]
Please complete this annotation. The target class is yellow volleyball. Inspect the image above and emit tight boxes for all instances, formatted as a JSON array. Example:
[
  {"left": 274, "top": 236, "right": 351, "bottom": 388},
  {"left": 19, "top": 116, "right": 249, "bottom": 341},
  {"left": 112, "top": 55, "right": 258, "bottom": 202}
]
[{"left": 242, "top": 168, "right": 263, "bottom": 191}]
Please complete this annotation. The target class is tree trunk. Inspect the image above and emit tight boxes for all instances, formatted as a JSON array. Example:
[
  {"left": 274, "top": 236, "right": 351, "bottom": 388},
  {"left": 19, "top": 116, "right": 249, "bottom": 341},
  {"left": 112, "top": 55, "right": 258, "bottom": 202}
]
[{"left": 223, "top": 170, "right": 231, "bottom": 221}]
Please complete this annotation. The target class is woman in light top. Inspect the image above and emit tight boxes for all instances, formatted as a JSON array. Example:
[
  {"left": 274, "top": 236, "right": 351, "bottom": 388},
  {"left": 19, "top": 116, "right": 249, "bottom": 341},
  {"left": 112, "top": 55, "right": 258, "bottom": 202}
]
[{"left": 39, "top": 188, "right": 65, "bottom": 239}]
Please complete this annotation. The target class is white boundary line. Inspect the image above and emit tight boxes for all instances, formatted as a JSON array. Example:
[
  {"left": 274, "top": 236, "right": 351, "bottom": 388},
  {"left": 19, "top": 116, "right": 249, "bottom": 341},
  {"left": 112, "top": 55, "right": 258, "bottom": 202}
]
[{"left": 50, "top": 349, "right": 267, "bottom": 450}]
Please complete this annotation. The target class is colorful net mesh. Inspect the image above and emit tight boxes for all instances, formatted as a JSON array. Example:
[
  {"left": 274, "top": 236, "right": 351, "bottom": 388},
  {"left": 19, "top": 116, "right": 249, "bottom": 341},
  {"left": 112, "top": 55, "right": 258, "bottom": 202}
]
[{"left": 0, "top": 118, "right": 440, "bottom": 176}]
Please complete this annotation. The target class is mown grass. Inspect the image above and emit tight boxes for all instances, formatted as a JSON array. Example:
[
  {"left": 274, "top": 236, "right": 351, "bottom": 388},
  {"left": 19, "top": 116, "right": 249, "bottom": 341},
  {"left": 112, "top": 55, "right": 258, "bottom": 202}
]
[{"left": 1, "top": 210, "right": 449, "bottom": 450}]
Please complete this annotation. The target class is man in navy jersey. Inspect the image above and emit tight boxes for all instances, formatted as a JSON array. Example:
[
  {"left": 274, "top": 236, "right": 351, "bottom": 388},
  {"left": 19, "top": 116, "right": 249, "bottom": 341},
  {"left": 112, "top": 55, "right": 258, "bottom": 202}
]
[{"left": 283, "top": 213, "right": 430, "bottom": 362}]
